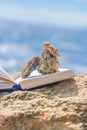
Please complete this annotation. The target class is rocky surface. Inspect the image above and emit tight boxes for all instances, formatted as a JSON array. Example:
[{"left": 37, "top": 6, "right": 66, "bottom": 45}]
[{"left": 0, "top": 73, "right": 87, "bottom": 130}]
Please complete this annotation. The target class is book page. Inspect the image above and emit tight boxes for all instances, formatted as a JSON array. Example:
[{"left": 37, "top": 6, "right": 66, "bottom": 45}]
[
  {"left": 17, "top": 68, "right": 75, "bottom": 89},
  {"left": 0, "top": 80, "right": 13, "bottom": 88},
  {"left": 0, "top": 67, "right": 16, "bottom": 84},
  {"left": 15, "top": 69, "right": 42, "bottom": 83}
]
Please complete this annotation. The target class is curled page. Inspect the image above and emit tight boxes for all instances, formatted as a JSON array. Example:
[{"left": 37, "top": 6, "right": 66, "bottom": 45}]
[{"left": 0, "top": 67, "right": 15, "bottom": 84}]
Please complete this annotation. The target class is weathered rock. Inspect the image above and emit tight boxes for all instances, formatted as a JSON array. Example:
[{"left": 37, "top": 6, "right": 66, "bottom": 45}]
[{"left": 0, "top": 74, "right": 87, "bottom": 130}]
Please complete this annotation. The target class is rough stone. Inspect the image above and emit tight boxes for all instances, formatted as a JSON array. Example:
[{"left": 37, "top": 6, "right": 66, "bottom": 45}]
[{"left": 0, "top": 73, "right": 87, "bottom": 130}]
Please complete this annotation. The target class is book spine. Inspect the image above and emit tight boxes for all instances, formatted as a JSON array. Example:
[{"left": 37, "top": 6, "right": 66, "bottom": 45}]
[{"left": 0, "top": 84, "right": 26, "bottom": 92}]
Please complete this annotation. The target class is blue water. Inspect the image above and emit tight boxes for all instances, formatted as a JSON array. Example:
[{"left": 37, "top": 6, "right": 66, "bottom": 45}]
[{"left": 0, "top": 19, "right": 87, "bottom": 75}]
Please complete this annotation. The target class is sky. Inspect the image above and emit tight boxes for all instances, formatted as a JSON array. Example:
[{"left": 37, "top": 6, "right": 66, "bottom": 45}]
[{"left": 0, "top": 0, "right": 87, "bottom": 28}]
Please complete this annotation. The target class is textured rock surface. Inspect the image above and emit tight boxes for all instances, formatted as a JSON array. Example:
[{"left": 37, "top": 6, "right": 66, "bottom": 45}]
[
  {"left": 38, "top": 49, "right": 59, "bottom": 74},
  {"left": 0, "top": 74, "right": 87, "bottom": 130}
]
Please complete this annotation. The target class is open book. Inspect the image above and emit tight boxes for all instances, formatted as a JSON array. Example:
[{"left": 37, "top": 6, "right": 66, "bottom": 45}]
[{"left": 0, "top": 67, "right": 75, "bottom": 91}]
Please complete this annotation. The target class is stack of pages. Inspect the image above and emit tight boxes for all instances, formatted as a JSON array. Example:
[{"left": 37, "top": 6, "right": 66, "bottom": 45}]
[{"left": 0, "top": 67, "right": 75, "bottom": 90}]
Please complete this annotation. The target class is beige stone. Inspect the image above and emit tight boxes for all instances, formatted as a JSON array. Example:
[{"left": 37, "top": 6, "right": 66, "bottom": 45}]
[{"left": 38, "top": 49, "right": 60, "bottom": 74}]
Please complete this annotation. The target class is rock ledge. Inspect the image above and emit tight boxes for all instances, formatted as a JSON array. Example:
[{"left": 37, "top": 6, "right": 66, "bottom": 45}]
[{"left": 0, "top": 73, "right": 87, "bottom": 130}]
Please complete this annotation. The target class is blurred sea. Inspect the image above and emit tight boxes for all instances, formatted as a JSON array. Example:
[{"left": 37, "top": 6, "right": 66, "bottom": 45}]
[{"left": 0, "top": 19, "right": 87, "bottom": 75}]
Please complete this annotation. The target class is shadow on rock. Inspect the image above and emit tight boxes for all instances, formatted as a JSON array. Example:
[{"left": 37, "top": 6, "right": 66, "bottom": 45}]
[{"left": 38, "top": 78, "right": 78, "bottom": 98}]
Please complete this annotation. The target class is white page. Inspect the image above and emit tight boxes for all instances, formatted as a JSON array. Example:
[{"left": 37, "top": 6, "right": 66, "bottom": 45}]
[
  {"left": 16, "top": 68, "right": 75, "bottom": 89},
  {"left": 0, "top": 67, "right": 15, "bottom": 83},
  {"left": 16, "top": 68, "right": 72, "bottom": 83}
]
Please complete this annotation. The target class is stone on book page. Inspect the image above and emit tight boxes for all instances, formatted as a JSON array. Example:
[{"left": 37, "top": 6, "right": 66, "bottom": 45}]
[
  {"left": 38, "top": 42, "right": 60, "bottom": 74},
  {"left": 44, "top": 42, "right": 60, "bottom": 57},
  {"left": 21, "top": 42, "right": 61, "bottom": 77},
  {"left": 38, "top": 49, "right": 60, "bottom": 74},
  {"left": 21, "top": 56, "right": 40, "bottom": 78}
]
